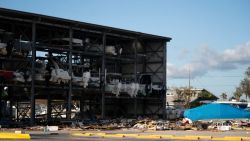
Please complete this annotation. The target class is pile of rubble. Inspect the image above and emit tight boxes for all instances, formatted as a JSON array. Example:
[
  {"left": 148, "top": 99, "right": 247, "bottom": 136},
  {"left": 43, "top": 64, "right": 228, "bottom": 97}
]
[
  {"left": 78, "top": 119, "right": 136, "bottom": 130},
  {"left": 3, "top": 118, "right": 249, "bottom": 132},
  {"left": 76, "top": 118, "right": 250, "bottom": 131},
  {"left": 193, "top": 119, "right": 250, "bottom": 131},
  {"left": 77, "top": 118, "right": 190, "bottom": 131}
]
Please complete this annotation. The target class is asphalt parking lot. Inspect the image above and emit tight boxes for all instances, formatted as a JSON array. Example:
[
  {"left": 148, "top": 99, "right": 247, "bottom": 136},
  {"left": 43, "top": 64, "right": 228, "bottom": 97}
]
[{"left": 23, "top": 133, "right": 165, "bottom": 141}]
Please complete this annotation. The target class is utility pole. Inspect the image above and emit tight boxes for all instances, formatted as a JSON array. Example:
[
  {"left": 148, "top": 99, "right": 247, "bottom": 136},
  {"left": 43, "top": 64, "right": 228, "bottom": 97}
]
[
  {"left": 187, "top": 66, "right": 191, "bottom": 108},
  {"left": 188, "top": 67, "right": 191, "bottom": 91}
]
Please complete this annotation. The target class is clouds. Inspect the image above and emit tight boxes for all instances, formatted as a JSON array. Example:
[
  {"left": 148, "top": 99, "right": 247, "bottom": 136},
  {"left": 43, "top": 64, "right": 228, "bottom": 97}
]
[
  {"left": 167, "top": 41, "right": 250, "bottom": 79},
  {"left": 222, "top": 42, "right": 250, "bottom": 64}
]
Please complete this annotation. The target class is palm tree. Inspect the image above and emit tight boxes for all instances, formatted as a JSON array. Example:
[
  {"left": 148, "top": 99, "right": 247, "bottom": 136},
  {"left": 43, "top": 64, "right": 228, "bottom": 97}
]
[
  {"left": 237, "top": 67, "right": 250, "bottom": 101},
  {"left": 233, "top": 87, "right": 242, "bottom": 101},
  {"left": 240, "top": 78, "right": 250, "bottom": 101},
  {"left": 244, "top": 67, "right": 250, "bottom": 100}
]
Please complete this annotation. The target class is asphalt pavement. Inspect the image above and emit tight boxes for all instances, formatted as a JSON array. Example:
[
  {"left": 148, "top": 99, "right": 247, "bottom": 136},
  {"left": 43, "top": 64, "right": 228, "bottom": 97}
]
[{"left": 23, "top": 133, "right": 165, "bottom": 141}]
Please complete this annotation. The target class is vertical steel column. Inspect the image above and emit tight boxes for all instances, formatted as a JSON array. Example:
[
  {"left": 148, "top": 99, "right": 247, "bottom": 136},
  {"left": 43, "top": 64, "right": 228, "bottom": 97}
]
[
  {"left": 16, "top": 100, "right": 19, "bottom": 122},
  {"left": 162, "top": 42, "right": 167, "bottom": 119},
  {"left": 0, "top": 87, "right": 2, "bottom": 119},
  {"left": 67, "top": 27, "right": 73, "bottom": 119},
  {"left": 142, "top": 41, "right": 146, "bottom": 115},
  {"left": 101, "top": 33, "right": 106, "bottom": 118},
  {"left": 47, "top": 94, "right": 51, "bottom": 124},
  {"left": 0, "top": 58, "right": 2, "bottom": 119},
  {"left": 30, "top": 22, "right": 36, "bottom": 125},
  {"left": 134, "top": 40, "right": 138, "bottom": 117},
  {"left": 47, "top": 52, "right": 52, "bottom": 123},
  {"left": 80, "top": 92, "right": 85, "bottom": 119},
  {"left": 134, "top": 40, "right": 138, "bottom": 82},
  {"left": 8, "top": 88, "right": 13, "bottom": 121},
  {"left": 9, "top": 99, "right": 13, "bottom": 121}
]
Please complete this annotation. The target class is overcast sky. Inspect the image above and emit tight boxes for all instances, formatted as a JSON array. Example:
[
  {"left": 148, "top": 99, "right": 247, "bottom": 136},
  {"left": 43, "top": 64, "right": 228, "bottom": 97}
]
[{"left": 1, "top": 0, "right": 249, "bottom": 98}]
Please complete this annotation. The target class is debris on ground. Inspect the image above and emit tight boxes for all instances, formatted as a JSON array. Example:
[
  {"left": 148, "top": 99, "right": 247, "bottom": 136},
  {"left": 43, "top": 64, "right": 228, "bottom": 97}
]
[
  {"left": 75, "top": 118, "right": 250, "bottom": 131},
  {"left": 2, "top": 118, "right": 249, "bottom": 132}
]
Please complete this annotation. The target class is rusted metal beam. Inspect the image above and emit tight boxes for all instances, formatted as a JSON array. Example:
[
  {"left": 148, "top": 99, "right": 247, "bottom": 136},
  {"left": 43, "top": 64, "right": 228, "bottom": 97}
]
[
  {"left": 30, "top": 21, "right": 36, "bottom": 125},
  {"left": 101, "top": 33, "right": 106, "bottom": 118},
  {"left": 0, "top": 15, "right": 136, "bottom": 39},
  {"left": 66, "top": 27, "right": 73, "bottom": 120}
]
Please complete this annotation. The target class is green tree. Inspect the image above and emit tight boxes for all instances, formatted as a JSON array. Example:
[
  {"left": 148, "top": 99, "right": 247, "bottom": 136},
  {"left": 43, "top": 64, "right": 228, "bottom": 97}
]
[
  {"left": 220, "top": 92, "right": 227, "bottom": 101},
  {"left": 197, "top": 89, "right": 218, "bottom": 100},
  {"left": 190, "top": 89, "right": 218, "bottom": 108},
  {"left": 240, "top": 99, "right": 247, "bottom": 102},
  {"left": 239, "top": 67, "right": 250, "bottom": 101},
  {"left": 175, "top": 87, "right": 196, "bottom": 108}
]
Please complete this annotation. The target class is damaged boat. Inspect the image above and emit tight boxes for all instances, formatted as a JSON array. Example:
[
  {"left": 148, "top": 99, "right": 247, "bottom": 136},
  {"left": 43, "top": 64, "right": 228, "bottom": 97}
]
[{"left": 184, "top": 103, "right": 250, "bottom": 121}]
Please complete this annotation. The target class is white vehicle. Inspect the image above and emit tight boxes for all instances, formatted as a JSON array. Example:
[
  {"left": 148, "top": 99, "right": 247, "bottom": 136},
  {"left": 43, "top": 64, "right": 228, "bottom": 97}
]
[
  {"left": 72, "top": 71, "right": 90, "bottom": 88},
  {"left": 50, "top": 69, "right": 70, "bottom": 84},
  {"left": 106, "top": 80, "right": 122, "bottom": 96},
  {"left": 123, "top": 82, "right": 139, "bottom": 97},
  {"left": 13, "top": 71, "right": 25, "bottom": 83},
  {"left": 105, "top": 74, "right": 163, "bottom": 97},
  {"left": 105, "top": 73, "right": 122, "bottom": 96},
  {"left": 49, "top": 59, "right": 71, "bottom": 84},
  {"left": 105, "top": 73, "right": 139, "bottom": 97},
  {"left": 208, "top": 121, "right": 232, "bottom": 131},
  {"left": 105, "top": 45, "right": 120, "bottom": 56},
  {"left": 88, "top": 71, "right": 100, "bottom": 88},
  {"left": 84, "top": 38, "right": 121, "bottom": 55}
]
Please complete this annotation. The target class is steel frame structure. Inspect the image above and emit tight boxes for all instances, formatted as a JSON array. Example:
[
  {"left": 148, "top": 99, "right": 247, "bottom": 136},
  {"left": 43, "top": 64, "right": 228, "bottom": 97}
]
[{"left": 0, "top": 8, "right": 171, "bottom": 126}]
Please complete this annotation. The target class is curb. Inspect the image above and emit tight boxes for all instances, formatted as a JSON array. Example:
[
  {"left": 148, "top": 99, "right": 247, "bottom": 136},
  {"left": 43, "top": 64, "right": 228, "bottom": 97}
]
[
  {"left": 71, "top": 133, "right": 93, "bottom": 137},
  {"left": 136, "top": 135, "right": 161, "bottom": 139},
  {"left": 171, "top": 136, "right": 199, "bottom": 140},
  {"left": 116, "top": 134, "right": 139, "bottom": 137},
  {"left": 71, "top": 132, "right": 250, "bottom": 140},
  {"left": 212, "top": 137, "right": 241, "bottom": 141},
  {"left": 0, "top": 133, "right": 31, "bottom": 140},
  {"left": 243, "top": 137, "right": 250, "bottom": 140}
]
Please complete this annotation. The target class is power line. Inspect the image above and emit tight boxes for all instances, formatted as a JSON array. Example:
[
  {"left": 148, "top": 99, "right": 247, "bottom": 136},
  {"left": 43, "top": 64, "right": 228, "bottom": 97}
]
[
  {"left": 167, "top": 75, "right": 244, "bottom": 79},
  {"left": 200, "top": 75, "right": 244, "bottom": 78}
]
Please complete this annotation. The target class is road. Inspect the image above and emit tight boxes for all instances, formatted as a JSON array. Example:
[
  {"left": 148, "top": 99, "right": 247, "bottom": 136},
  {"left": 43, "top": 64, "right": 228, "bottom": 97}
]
[{"left": 23, "top": 133, "right": 166, "bottom": 141}]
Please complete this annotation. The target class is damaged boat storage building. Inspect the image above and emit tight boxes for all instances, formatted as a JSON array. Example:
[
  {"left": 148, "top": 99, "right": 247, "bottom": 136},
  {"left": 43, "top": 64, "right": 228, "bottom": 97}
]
[{"left": 0, "top": 8, "right": 171, "bottom": 125}]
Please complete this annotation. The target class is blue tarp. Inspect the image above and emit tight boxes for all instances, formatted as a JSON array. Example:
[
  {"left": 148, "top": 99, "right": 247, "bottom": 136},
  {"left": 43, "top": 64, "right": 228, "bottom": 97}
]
[{"left": 184, "top": 103, "right": 250, "bottom": 121}]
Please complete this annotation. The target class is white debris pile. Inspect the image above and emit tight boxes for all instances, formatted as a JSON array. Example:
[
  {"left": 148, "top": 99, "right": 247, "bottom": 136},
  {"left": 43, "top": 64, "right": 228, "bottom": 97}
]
[
  {"left": 50, "top": 69, "right": 71, "bottom": 84},
  {"left": 72, "top": 71, "right": 91, "bottom": 88},
  {"left": 49, "top": 59, "right": 71, "bottom": 84},
  {"left": 79, "top": 118, "right": 171, "bottom": 130},
  {"left": 105, "top": 46, "right": 117, "bottom": 55},
  {"left": 133, "top": 123, "right": 148, "bottom": 129},
  {"left": 121, "top": 83, "right": 139, "bottom": 97},
  {"left": 132, "top": 119, "right": 170, "bottom": 130},
  {"left": 13, "top": 71, "right": 25, "bottom": 83}
]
